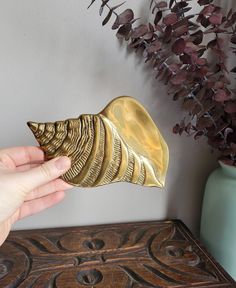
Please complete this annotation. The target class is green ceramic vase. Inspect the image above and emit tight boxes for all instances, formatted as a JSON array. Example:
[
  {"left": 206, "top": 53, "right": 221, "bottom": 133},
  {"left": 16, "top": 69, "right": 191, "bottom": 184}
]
[{"left": 200, "top": 161, "right": 236, "bottom": 280}]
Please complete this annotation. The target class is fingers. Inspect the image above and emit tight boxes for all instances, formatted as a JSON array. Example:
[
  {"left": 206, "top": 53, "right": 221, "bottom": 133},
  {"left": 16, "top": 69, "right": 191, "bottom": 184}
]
[
  {"left": 17, "top": 156, "right": 71, "bottom": 194},
  {"left": 16, "top": 163, "right": 41, "bottom": 172},
  {"left": 25, "top": 179, "right": 72, "bottom": 201},
  {"left": 0, "top": 146, "right": 44, "bottom": 167},
  {"left": 17, "top": 191, "right": 65, "bottom": 220}
]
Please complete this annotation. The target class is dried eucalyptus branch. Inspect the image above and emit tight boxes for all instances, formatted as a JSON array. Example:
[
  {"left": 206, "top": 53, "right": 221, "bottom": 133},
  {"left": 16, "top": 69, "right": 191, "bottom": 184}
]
[{"left": 88, "top": 0, "right": 236, "bottom": 165}]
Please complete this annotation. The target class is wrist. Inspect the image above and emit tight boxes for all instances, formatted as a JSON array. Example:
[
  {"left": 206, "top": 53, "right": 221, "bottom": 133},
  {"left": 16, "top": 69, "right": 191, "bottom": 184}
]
[{"left": 0, "top": 220, "right": 11, "bottom": 247}]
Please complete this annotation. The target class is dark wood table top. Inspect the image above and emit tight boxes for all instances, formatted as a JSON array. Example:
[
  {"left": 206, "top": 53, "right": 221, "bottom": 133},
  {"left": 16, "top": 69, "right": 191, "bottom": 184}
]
[{"left": 0, "top": 220, "right": 235, "bottom": 287}]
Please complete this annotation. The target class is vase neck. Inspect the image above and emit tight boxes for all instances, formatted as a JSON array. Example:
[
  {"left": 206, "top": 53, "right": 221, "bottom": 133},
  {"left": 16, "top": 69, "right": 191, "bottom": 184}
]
[{"left": 219, "top": 161, "right": 236, "bottom": 178}]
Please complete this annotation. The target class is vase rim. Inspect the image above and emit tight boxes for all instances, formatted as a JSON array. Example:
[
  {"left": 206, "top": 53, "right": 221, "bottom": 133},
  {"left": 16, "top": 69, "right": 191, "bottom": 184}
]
[
  {"left": 219, "top": 160, "right": 236, "bottom": 168},
  {"left": 219, "top": 160, "right": 236, "bottom": 178}
]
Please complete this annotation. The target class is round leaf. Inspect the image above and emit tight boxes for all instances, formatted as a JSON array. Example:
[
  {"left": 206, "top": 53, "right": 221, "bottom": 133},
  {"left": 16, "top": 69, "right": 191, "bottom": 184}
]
[{"left": 172, "top": 38, "right": 186, "bottom": 55}]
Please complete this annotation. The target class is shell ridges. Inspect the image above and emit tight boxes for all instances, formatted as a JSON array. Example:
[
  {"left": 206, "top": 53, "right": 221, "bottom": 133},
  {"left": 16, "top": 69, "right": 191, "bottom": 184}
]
[{"left": 27, "top": 96, "right": 169, "bottom": 188}]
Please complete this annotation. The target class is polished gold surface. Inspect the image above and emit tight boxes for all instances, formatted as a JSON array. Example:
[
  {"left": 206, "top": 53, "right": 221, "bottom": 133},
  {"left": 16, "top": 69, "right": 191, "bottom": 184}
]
[{"left": 27, "top": 96, "right": 169, "bottom": 187}]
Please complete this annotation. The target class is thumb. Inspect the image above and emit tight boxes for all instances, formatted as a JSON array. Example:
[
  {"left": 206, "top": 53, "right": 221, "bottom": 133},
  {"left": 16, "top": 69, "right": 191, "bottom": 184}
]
[{"left": 18, "top": 156, "right": 71, "bottom": 192}]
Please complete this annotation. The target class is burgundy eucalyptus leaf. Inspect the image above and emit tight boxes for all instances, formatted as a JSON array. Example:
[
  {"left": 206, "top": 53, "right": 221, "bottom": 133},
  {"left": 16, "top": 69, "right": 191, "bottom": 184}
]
[
  {"left": 111, "top": 2, "right": 126, "bottom": 11},
  {"left": 191, "top": 30, "right": 203, "bottom": 45},
  {"left": 188, "top": 20, "right": 200, "bottom": 30},
  {"left": 194, "top": 131, "right": 204, "bottom": 140},
  {"left": 219, "top": 75, "right": 231, "bottom": 85},
  {"left": 232, "top": 12, "right": 236, "bottom": 22},
  {"left": 214, "top": 89, "right": 230, "bottom": 102},
  {"left": 221, "top": 148, "right": 234, "bottom": 157},
  {"left": 201, "top": 16, "right": 210, "bottom": 28},
  {"left": 172, "top": 38, "right": 186, "bottom": 55},
  {"left": 130, "top": 38, "right": 144, "bottom": 49},
  {"left": 170, "top": 70, "right": 188, "bottom": 85},
  {"left": 219, "top": 62, "right": 229, "bottom": 73},
  {"left": 201, "top": 4, "right": 215, "bottom": 16},
  {"left": 163, "top": 25, "right": 172, "bottom": 42},
  {"left": 112, "top": 9, "right": 134, "bottom": 29},
  {"left": 131, "top": 25, "right": 148, "bottom": 38},
  {"left": 209, "top": 13, "right": 223, "bottom": 25},
  {"left": 142, "top": 31, "right": 154, "bottom": 40},
  {"left": 172, "top": 1, "right": 188, "bottom": 13},
  {"left": 149, "top": 23, "right": 154, "bottom": 32},
  {"left": 154, "top": 24, "right": 163, "bottom": 33},
  {"left": 173, "top": 124, "right": 180, "bottom": 134},
  {"left": 224, "top": 18, "right": 234, "bottom": 28},
  {"left": 180, "top": 53, "right": 192, "bottom": 64},
  {"left": 174, "top": 25, "right": 188, "bottom": 37},
  {"left": 211, "top": 106, "right": 224, "bottom": 121},
  {"left": 168, "top": 63, "right": 181, "bottom": 74},
  {"left": 192, "top": 104, "right": 202, "bottom": 115},
  {"left": 173, "top": 88, "right": 188, "bottom": 100},
  {"left": 176, "top": 7, "right": 193, "bottom": 16},
  {"left": 198, "top": 66, "right": 209, "bottom": 77},
  {"left": 182, "top": 98, "right": 196, "bottom": 111},
  {"left": 224, "top": 127, "right": 233, "bottom": 140},
  {"left": 173, "top": 18, "right": 188, "bottom": 29},
  {"left": 99, "top": 2, "right": 107, "bottom": 16},
  {"left": 196, "top": 87, "right": 206, "bottom": 100},
  {"left": 146, "top": 40, "right": 162, "bottom": 53},
  {"left": 196, "top": 57, "right": 207, "bottom": 65},
  {"left": 208, "top": 136, "right": 226, "bottom": 149},
  {"left": 198, "top": 0, "right": 214, "bottom": 6},
  {"left": 163, "top": 13, "right": 178, "bottom": 25},
  {"left": 196, "top": 117, "right": 213, "bottom": 130},
  {"left": 102, "top": 9, "right": 113, "bottom": 26},
  {"left": 225, "top": 102, "right": 236, "bottom": 114},
  {"left": 159, "top": 67, "right": 171, "bottom": 83},
  {"left": 154, "top": 11, "right": 163, "bottom": 25},
  {"left": 231, "top": 34, "right": 236, "bottom": 44},
  {"left": 156, "top": 1, "right": 168, "bottom": 9},
  {"left": 116, "top": 23, "right": 132, "bottom": 39},
  {"left": 150, "top": 0, "right": 155, "bottom": 9},
  {"left": 184, "top": 41, "right": 199, "bottom": 54},
  {"left": 87, "top": 0, "right": 96, "bottom": 9},
  {"left": 227, "top": 8, "right": 233, "bottom": 19},
  {"left": 203, "top": 99, "right": 215, "bottom": 112},
  {"left": 213, "top": 81, "right": 224, "bottom": 89}
]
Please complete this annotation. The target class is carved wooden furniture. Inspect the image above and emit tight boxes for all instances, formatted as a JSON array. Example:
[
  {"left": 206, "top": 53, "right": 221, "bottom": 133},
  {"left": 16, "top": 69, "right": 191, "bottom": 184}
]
[{"left": 0, "top": 220, "right": 234, "bottom": 287}]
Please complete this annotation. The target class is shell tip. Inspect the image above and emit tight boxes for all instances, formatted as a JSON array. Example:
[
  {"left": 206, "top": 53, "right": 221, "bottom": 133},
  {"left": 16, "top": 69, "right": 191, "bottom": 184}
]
[{"left": 27, "top": 121, "right": 38, "bottom": 133}]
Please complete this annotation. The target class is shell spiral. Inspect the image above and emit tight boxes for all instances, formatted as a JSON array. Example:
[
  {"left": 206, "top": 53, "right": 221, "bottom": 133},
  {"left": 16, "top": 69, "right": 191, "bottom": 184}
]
[{"left": 27, "top": 97, "right": 169, "bottom": 187}]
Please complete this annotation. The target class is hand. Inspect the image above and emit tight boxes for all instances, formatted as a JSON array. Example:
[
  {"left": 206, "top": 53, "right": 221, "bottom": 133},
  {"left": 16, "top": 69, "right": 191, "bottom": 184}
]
[{"left": 0, "top": 146, "right": 72, "bottom": 246}]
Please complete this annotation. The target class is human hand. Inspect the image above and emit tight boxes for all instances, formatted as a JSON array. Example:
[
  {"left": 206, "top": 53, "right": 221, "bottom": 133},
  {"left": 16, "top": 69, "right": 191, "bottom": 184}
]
[{"left": 0, "top": 146, "right": 72, "bottom": 246}]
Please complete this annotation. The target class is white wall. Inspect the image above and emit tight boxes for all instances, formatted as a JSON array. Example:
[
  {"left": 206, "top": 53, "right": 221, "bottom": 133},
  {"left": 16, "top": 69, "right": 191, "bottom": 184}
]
[{"left": 0, "top": 0, "right": 217, "bottom": 235}]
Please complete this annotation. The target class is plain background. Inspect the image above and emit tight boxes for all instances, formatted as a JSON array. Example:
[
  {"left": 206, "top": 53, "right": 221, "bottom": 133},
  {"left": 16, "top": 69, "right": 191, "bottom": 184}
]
[{"left": 0, "top": 0, "right": 219, "bottom": 235}]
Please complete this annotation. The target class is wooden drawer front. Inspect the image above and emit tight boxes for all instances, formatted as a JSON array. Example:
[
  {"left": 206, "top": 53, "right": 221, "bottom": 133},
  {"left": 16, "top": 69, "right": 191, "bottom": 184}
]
[{"left": 0, "top": 220, "right": 234, "bottom": 287}]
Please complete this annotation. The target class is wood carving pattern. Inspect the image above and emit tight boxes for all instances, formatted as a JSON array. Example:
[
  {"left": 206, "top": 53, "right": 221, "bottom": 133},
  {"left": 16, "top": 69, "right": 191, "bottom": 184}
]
[
  {"left": 28, "top": 96, "right": 169, "bottom": 188},
  {"left": 0, "top": 220, "right": 234, "bottom": 287}
]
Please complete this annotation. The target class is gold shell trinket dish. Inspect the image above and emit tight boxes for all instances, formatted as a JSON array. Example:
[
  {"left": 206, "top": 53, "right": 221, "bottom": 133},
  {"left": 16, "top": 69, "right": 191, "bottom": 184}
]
[{"left": 28, "top": 96, "right": 169, "bottom": 188}]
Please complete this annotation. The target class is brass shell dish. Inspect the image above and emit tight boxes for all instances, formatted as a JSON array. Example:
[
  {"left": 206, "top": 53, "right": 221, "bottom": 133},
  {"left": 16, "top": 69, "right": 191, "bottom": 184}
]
[{"left": 28, "top": 96, "right": 169, "bottom": 187}]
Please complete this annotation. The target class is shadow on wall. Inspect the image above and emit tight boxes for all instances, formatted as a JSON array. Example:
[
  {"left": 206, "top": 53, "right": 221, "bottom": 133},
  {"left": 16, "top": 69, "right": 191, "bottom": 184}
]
[{"left": 114, "top": 0, "right": 218, "bottom": 235}]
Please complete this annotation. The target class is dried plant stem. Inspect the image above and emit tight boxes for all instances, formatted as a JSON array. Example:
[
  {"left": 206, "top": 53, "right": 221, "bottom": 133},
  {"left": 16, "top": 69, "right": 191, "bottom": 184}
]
[{"left": 89, "top": 0, "right": 236, "bottom": 165}]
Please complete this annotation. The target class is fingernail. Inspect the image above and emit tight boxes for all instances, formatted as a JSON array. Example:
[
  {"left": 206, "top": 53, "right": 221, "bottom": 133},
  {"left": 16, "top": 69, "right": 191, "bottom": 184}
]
[{"left": 54, "top": 157, "right": 71, "bottom": 170}]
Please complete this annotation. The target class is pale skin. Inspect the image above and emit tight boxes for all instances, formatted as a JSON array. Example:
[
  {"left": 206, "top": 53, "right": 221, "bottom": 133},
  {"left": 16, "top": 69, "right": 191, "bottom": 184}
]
[{"left": 0, "top": 146, "right": 72, "bottom": 246}]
